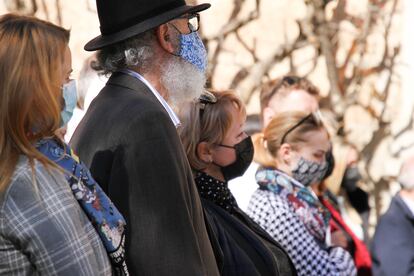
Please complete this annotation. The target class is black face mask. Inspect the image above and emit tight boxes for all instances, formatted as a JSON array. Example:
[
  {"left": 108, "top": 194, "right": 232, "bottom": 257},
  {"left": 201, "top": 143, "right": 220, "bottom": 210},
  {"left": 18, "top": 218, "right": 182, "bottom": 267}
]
[{"left": 215, "top": 136, "right": 254, "bottom": 181}]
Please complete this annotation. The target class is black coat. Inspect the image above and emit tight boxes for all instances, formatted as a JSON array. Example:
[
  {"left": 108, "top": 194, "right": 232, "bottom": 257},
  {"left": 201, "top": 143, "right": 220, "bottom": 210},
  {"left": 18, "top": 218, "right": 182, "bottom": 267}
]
[
  {"left": 202, "top": 199, "right": 297, "bottom": 276},
  {"left": 371, "top": 194, "right": 414, "bottom": 276},
  {"left": 70, "top": 72, "right": 219, "bottom": 276}
]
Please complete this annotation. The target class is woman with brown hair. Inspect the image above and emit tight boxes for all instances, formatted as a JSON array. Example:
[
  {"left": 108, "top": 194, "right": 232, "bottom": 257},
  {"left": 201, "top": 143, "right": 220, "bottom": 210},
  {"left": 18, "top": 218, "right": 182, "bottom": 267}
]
[
  {"left": 247, "top": 112, "right": 356, "bottom": 275},
  {"left": 0, "top": 14, "right": 124, "bottom": 275},
  {"left": 178, "top": 90, "right": 296, "bottom": 275}
]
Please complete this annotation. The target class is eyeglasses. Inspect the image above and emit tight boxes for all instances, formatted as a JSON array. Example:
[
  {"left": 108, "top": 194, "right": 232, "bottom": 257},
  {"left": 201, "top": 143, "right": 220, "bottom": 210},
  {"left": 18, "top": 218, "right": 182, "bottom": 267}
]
[
  {"left": 171, "top": 13, "right": 200, "bottom": 34},
  {"left": 280, "top": 110, "right": 323, "bottom": 145},
  {"left": 198, "top": 90, "right": 217, "bottom": 117}
]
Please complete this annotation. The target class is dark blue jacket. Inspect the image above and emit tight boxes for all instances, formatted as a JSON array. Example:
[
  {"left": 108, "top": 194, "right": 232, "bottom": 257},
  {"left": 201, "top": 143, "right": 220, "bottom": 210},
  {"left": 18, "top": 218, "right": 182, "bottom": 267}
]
[{"left": 371, "top": 194, "right": 414, "bottom": 276}]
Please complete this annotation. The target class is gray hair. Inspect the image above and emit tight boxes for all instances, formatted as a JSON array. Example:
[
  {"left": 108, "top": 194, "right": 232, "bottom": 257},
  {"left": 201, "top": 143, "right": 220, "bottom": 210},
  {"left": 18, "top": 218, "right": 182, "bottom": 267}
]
[{"left": 93, "top": 30, "right": 157, "bottom": 76}]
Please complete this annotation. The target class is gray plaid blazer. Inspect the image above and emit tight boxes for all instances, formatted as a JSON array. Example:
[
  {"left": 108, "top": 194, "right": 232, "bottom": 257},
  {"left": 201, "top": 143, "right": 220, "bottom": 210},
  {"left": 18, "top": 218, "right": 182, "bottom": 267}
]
[{"left": 0, "top": 156, "right": 112, "bottom": 275}]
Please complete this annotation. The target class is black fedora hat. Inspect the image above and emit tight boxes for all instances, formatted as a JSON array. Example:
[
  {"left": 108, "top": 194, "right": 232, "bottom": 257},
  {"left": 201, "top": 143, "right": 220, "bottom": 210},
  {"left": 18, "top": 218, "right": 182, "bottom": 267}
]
[{"left": 85, "top": 0, "right": 211, "bottom": 51}]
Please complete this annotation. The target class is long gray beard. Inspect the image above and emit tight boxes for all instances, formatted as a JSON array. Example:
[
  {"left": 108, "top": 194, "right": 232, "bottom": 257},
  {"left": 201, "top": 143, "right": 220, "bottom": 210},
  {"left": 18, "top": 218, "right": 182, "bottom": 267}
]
[{"left": 160, "top": 55, "right": 206, "bottom": 108}]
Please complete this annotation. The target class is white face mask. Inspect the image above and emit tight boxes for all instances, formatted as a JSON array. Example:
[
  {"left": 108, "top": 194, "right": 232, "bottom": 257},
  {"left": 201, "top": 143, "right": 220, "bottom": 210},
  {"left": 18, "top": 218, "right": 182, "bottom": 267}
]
[
  {"left": 291, "top": 157, "right": 328, "bottom": 187},
  {"left": 60, "top": 79, "right": 77, "bottom": 127}
]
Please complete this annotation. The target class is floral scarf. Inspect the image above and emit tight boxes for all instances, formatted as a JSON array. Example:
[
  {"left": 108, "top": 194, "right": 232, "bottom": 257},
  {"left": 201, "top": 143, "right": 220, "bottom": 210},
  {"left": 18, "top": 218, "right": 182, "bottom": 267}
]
[
  {"left": 36, "top": 138, "right": 129, "bottom": 275},
  {"left": 256, "top": 167, "right": 331, "bottom": 243}
]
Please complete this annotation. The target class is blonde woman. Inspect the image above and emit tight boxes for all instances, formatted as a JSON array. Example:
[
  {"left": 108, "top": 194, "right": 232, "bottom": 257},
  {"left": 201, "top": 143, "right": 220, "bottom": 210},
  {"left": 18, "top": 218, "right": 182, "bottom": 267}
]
[
  {"left": 179, "top": 90, "right": 296, "bottom": 275},
  {"left": 247, "top": 112, "right": 356, "bottom": 276},
  {"left": 0, "top": 14, "right": 121, "bottom": 275}
]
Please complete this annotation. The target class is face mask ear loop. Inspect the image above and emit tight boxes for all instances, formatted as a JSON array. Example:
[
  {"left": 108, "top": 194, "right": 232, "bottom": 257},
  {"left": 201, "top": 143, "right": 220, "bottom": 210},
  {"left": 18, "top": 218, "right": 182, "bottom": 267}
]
[{"left": 165, "top": 23, "right": 182, "bottom": 57}]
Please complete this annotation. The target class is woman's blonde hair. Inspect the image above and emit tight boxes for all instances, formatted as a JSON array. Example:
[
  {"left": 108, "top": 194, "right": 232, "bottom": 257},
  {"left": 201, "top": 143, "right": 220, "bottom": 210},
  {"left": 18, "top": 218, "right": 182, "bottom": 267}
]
[
  {"left": 0, "top": 14, "right": 70, "bottom": 191},
  {"left": 179, "top": 90, "right": 246, "bottom": 171},
  {"left": 254, "top": 111, "right": 325, "bottom": 167}
]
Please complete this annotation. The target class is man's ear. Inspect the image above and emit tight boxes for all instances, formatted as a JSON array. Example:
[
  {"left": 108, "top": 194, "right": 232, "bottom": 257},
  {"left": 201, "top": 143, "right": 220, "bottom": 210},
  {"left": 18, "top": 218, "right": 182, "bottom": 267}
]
[
  {"left": 262, "top": 106, "right": 275, "bottom": 127},
  {"left": 197, "top": 141, "right": 213, "bottom": 164},
  {"left": 156, "top": 24, "right": 176, "bottom": 54}
]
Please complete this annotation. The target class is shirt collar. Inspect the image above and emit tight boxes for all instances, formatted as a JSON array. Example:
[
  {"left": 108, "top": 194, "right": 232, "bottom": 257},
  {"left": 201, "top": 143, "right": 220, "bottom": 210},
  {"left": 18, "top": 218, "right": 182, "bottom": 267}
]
[
  {"left": 400, "top": 194, "right": 414, "bottom": 216},
  {"left": 119, "top": 69, "right": 181, "bottom": 128}
]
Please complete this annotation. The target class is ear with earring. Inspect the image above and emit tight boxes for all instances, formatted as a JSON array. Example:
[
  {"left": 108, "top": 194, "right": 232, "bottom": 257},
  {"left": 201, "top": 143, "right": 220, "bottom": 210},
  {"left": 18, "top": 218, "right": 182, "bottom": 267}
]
[
  {"left": 202, "top": 157, "right": 213, "bottom": 164},
  {"left": 201, "top": 154, "right": 214, "bottom": 171}
]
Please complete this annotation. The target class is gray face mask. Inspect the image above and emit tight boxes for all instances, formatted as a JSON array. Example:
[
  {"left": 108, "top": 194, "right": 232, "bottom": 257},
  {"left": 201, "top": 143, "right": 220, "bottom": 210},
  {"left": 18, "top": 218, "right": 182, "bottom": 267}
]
[{"left": 291, "top": 157, "right": 329, "bottom": 187}]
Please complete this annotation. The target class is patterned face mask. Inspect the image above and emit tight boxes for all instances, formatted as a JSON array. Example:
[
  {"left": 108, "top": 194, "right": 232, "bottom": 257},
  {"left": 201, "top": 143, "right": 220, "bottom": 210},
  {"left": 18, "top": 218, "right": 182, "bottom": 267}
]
[
  {"left": 177, "top": 31, "right": 208, "bottom": 73},
  {"left": 291, "top": 157, "right": 328, "bottom": 187}
]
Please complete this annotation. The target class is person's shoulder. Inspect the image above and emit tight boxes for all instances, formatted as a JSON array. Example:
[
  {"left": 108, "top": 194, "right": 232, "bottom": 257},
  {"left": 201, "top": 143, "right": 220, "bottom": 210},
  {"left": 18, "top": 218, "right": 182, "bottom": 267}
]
[
  {"left": 249, "top": 189, "right": 285, "bottom": 213},
  {"left": 100, "top": 80, "right": 171, "bottom": 122},
  {"left": 1, "top": 157, "right": 64, "bottom": 210},
  {"left": 253, "top": 188, "right": 286, "bottom": 206},
  {"left": 378, "top": 196, "right": 411, "bottom": 227},
  {"left": 0, "top": 157, "right": 40, "bottom": 221},
  {"left": 202, "top": 198, "right": 230, "bottom": 217},
  {"left": 249, "top": 189, "right": 293, "bottom": 225},
  {"left": 99, "top": 83, "right": 159, "bottom": 110},
  {"left": 373, "top": 200, "right": 412, "bottom": 243},
  {"left": 384, "top": 195, "right": 406, "bottom": 215},
  {"left": 201, "top": 199, "right": 224, "bottom": 229},
  {"left": 2, "top": 156, "right": 33, "bottom": 197}
]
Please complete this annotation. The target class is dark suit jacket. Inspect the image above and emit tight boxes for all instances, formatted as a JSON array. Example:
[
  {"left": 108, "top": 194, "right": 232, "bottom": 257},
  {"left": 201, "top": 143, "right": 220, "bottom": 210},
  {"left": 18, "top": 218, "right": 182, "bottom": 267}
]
[
  {"left": 202, "top": 199, "right": 296, "bottom": 276},
  {"left": 70, "top": 72, "right": 219, "bottom": 276},
  {"left": 371, "top": 194, "right": 414, "bottom": 276}
]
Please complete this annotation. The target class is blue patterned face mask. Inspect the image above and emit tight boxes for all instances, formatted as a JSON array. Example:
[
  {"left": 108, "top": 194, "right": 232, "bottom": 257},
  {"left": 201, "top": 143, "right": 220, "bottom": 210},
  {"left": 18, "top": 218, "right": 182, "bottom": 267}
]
[
  {"left": 177, "top": 31, "right": 208, "bottom": 73},
  {"left": 60, "top": 79, "right": 77, "bottom": 127}
]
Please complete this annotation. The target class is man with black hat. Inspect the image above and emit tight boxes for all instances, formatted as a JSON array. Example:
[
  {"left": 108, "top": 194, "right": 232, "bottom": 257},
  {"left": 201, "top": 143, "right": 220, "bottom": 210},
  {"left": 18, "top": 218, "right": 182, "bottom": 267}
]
[{"left": 70, "top": 1, "right": 220, "bottom": 275}]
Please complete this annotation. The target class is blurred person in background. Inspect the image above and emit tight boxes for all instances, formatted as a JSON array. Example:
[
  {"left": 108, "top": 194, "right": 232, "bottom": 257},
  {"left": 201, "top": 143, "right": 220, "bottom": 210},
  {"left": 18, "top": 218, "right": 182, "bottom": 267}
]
[
  {"left": 320, "top": 107, "right": 371, "bottom": 243},
  {"left": 260, "top": 76, "right": 320, "bottom": 128},
  {"left": 0, "top": 14, "right": 117, "bottom": 275},
  {"left": 178, "top": 90, "right": 296, "bottom": 275},
  {"left": 70, "top": 0, "right": 219, "bottom": 275},
  {"left": 247, "top": 111, "right": 356, "bottom": 275},
  {"left": 371, "top": 155, "right": 414, "bottom": 276},
  {"left": 316, "top": 109, "right": 372, "bottom": 275},
  {"left": 229, "top": 76, "right": 320, "bottom": 211}
]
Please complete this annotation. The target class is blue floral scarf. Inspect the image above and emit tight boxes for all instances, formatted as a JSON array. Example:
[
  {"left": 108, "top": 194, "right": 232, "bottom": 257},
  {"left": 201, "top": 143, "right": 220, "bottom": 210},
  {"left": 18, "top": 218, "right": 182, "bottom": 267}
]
[
  {"left": 36, "top": 138, "right": 129, "bottom": 275},
  {"left": 256, "top": 167, "right": 331, "bottom": 243}
]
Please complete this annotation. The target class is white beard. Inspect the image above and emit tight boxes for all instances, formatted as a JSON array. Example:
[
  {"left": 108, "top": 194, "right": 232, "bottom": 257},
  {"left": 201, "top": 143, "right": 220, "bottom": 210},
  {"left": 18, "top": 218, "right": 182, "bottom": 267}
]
[{"left": 160, "top": 55, "right": 206, "bottom": 109}]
